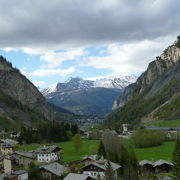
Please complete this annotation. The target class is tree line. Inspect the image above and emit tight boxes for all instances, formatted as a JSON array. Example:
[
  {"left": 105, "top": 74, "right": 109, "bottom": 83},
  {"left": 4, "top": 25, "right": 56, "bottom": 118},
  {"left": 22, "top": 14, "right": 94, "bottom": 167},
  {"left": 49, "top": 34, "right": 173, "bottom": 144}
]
[{"left": 18, "top": 121, "right": 79, "bottom": 144}]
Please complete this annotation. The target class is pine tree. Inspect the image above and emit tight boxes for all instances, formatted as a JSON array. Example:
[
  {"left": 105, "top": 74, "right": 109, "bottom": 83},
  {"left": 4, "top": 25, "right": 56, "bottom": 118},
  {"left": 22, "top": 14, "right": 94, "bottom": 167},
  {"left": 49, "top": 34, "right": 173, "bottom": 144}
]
[
  {"left": 172, "top": 135, "right": 180, "bottom": 178},
  {"left": 98, "top": 140, "right": 106, "bottom": 158},
  {"left": 105, "top": 160, "right": 115, "bottom": 180}
]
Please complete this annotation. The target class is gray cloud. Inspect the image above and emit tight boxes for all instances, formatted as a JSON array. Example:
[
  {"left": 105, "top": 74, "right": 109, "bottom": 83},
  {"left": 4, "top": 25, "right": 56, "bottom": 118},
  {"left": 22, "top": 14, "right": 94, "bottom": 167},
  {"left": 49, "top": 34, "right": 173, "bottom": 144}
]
[{"left": 0, "top": 0, "right": 180, "bottom": 49}]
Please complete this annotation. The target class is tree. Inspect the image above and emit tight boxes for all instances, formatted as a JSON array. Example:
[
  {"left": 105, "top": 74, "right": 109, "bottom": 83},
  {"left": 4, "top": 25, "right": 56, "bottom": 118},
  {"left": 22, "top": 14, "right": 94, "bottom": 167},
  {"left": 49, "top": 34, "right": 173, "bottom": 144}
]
[
  {"left": 73, "top": 134, "right": 83, "bottom": 152},
  {"left": 28, "top": 162, "right": 43, "bottom": 180},
  {"left": 105, "top": 160, "right": 115, "bottom": 180},
  {"left": 172, "top": 135, "right": 180, "bottom": 178},
  {"left": 122, "top": 151, "right": 140, "bottom": 180},
  {"left": 98, "top": 140, "right": 106, "bottom": 158},
  {"left": 71, "top": 124, "right": 79, "bottom": 135}
]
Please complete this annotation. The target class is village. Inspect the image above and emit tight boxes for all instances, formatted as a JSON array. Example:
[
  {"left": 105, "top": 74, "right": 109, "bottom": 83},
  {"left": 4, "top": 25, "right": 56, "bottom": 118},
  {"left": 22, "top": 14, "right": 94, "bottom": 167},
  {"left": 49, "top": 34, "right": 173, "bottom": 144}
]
[{"left": 0, "top": 124, "right": 179, "bottom": 180}]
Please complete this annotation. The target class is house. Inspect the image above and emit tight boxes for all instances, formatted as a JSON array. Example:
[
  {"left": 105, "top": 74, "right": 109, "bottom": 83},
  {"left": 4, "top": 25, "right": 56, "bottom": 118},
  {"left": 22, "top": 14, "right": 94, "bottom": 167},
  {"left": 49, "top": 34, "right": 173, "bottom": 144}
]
[
  {"left": 79, "top": 155, "right": 103, "bottom": 166},
  {"left": 35, "top": 145, "right": 62, "bottom": 163},
  {"left": 40, "top": 162, "right": 67, "bottom": 180},
  {"left": 12, "top": 151, "right": 36, "bottom": 167},
  {"left": 154, "top": 160, "right": 173, "bottom": 173},
  {"left": 63, "top": 173, "right": 95, "bottom": 180},
  {"left": 10, "top": 132, "right": 20, "bottom": 139},
  {"left": 82, "top": 160, "right": 121, "bottom": 179},
  {"left": 0, "top": 139, "right": 19, "bottom": 146},
  {"left": 0, "top": 143, "right": 13, "bottom": 155},
  {"left": 79, "top": 129, "right": 89, "bottom": 138},
  {"left": 4, "top": 170, "right": 28, "bottom": 180},
  {"left": 139, "top": 160, "right": 154, "bottom": 173}
]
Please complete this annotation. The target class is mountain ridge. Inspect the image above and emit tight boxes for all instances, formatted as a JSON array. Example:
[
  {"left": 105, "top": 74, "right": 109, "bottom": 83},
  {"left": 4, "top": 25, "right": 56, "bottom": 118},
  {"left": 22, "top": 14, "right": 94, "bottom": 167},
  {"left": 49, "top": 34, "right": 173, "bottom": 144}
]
[
  {"left": 0, "top": 56, "right": 76, "bottom": 129},
  {"left": 105, "top": 36, "right": 180, "bottom": 128},
  {"left": 42, "top": 74, "right": 137, "bottom": 95},
  {"left": 42, "top": 75, "right": 136, "bottom": 116}
]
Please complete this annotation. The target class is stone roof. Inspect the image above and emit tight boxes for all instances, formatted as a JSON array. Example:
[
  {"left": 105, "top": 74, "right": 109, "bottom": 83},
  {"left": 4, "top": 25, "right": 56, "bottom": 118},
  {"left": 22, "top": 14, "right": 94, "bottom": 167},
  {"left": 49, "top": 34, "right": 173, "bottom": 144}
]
[
  {"left": 0, "top": 143, "right": 12, "bottom": 148},
  {"left": 13, "top": 151, "right": 36, "bottom": 159},
  {"left": 154, "top": 160, "right": 173, "bottom": 167},
  {"left": 82, "top": 160, "right": 121, "bottom": 171},
  {"left": 139, "top": 160, "right": 154, "bottom": 166},
  {"left": 4, "top": 170, "right": 27, "bottom": 179},
  {"left": 35, "top": 145, "right": 61, "bottom": 154},
  {"left": 63, "top": 173, "right": 91, "bottom": 180},
  {"left": 12, "top": 170, "right": 27, "bottom": 175},
  {"left": 40, "top": 162, "right": 67, "bottom": 176}
]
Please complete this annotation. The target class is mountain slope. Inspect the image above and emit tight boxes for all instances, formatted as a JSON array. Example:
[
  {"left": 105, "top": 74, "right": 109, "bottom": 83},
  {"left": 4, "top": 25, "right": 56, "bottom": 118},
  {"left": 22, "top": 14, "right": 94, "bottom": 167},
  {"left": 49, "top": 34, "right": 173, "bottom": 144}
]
[
  {"left": 42, "top": 75, "right": 136, "bottom": 116},
  {"left": 105, "top": 36, "right": 180, "bottom": 128},
  {"left": 42, "top": 75, "right": 136, "bottom": 95},
  {"left": 0, "top": 56, "right": 75, "bottom": 129},
  {"left": 46, "top": 88, "right": 121, "bottom": 116}
]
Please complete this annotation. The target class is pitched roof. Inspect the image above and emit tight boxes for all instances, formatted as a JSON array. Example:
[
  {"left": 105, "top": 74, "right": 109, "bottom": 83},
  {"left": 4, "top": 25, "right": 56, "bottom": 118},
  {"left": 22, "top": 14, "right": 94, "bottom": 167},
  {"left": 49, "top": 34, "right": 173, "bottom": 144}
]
[
  {"left": 13, "top": 151, "right": 36, "bottom": 159},
  {"left": 63, "top": 173, "right": 91, "bottom": 180},
  {"left": 139, "top": 160, "right": 154, "bottom": 166},
  {"left": 0, "top": 143, "right": 12, "bottom": 148},
  {"left": 82, "top": 160, "right": 121, "bottom": 171},
  {"left": 40, "top": 162, "right": 67, "bottom": 176},
  {"left": 154, "top": 160, "right": 173, "bottom": 167},
  {"left": 35, "top": 145, "right": 62, "bottom": 153},
  {"left": 12, "top": 170, "right": 27, "bottom": 175}
]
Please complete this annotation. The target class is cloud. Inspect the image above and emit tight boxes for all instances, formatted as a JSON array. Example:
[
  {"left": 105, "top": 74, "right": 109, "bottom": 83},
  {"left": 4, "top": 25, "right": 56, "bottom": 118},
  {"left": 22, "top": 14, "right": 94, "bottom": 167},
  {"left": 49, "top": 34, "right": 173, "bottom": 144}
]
[
  {"left": 0, "top": 0, "right": 179, "bottom": 49},
  {"left": 80, "top": 36, "right": 175, "bottom": 74},
  {"left": 29, "top": 67, "right": 75, "bottom": 77},
  {"left": 40, "top": 49, "right": 85, "bottom": 68},
  {"left": 32, "top": 81, "right": 45, "bottom": 88}
]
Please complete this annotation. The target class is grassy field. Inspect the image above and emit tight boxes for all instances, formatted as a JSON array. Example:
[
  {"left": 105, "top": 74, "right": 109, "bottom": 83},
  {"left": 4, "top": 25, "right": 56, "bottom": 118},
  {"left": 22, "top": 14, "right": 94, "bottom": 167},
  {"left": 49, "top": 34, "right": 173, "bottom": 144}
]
[
  {"left": 21, "top": 139, "right": 100, "bottom": 162},
  {"left": 134, "top": 141, "right": 175, "bottom": 162},
  {"left": 147, "top": 119, "right": 180, "bottom": 127},
  {"left": 21, "top": 140, "right": 175, "bottom": 163}
]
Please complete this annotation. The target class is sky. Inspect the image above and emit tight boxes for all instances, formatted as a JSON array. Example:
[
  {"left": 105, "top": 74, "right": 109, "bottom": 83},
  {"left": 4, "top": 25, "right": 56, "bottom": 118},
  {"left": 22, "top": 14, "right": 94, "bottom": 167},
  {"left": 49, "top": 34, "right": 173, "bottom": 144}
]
[{"left": 0, "top": 0, "right": 179, "bottom": 88}]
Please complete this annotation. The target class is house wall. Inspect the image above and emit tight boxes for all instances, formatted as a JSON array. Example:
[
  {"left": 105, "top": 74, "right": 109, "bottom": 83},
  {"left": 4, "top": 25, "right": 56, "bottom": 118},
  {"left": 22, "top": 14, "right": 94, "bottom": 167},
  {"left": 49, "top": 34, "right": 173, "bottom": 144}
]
[
  {"left": 83, "top": 171, "right": 105, "bottom": 179},
  {"left": 0, "top": 147, "right": 13, "bottom": 155},
  {"left": 40, "top": 169, "right": 58, "bottom": 180},
  {"left": 17, "top": 173, "right": 28, "bottom": 180},
  {"left": 12, "top": 154, "right": 34, "bottom": 167},
  {"left": 4, "top": 158, "right": 12, "bottom": 173},
  {"left": 4, "top": 176, "right": 18, "bottom": 180},
  {"left": 37, "top": 152, "right": 58, "bottom": 163}
]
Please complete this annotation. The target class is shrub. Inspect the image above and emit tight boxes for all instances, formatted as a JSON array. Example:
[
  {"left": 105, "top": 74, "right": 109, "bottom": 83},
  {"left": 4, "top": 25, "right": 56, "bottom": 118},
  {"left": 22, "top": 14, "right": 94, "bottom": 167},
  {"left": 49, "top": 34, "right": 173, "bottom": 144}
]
[{"left": 131, "top": 128, "right": 166, "bottom": 148}]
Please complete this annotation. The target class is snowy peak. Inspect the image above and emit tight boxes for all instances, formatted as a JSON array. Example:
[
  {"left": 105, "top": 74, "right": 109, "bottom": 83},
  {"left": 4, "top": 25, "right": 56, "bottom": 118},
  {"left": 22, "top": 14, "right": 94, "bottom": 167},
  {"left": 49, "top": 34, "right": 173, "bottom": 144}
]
[
  {"left": 42, "top": 74, "right": 137, "bottom": 95},
  {"left": 41, "top": 83, "right": 58, "bottom": 96},
  {"left": 94, "top": 74, "right": 137, "bottom": 89},
  {"left": 56, "top": 77, "right": 94, "bottom": 91}
]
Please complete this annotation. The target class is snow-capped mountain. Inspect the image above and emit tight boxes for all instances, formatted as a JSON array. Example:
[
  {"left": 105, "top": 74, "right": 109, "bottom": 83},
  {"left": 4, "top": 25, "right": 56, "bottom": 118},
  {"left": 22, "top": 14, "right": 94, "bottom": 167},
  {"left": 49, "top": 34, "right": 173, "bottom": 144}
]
[
  {"left": 42, "top": 74, "right": 137, "bottom": 95},
  {"left": 42, "top": 83, "right": 58, "bottom": 96},
  {"left": 93, "top": 74, "right": 137, "bottom": 89},
  {"left": 42, "top": 74, "right": 137, "bottom": 116}
]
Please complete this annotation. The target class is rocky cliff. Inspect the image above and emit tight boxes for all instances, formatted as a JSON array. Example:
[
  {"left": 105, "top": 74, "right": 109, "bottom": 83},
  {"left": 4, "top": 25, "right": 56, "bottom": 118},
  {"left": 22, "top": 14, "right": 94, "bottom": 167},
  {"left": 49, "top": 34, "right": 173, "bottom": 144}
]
[
  {"left": 0, "top": 56, "right": 75, "bottom": 129},
  {"left": 114, "top": 36, "right": 180, "bottom": 109},
  {"left": 105, "top": 36, "right": 180, "bottom": 128}
]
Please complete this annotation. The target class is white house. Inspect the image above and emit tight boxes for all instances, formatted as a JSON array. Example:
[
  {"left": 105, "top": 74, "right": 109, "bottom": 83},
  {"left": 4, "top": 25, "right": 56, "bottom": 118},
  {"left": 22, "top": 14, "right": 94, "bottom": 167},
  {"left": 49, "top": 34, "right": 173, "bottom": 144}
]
[{"left": 35, "top": 145, "right": 62, "bottom": 163}]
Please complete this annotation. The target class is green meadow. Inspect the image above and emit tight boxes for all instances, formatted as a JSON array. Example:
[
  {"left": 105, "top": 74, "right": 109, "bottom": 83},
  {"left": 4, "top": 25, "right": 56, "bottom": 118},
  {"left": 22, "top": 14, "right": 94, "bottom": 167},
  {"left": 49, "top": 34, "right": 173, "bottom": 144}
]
[
  {"left": 147, "top": 119, "right": 180, "bottom": 127},
  {"left": 21, "top": 139, "right": 175, "bottom": 163},
  {"left": 21, "top": 139, "right": 99, "bottom": 162}
]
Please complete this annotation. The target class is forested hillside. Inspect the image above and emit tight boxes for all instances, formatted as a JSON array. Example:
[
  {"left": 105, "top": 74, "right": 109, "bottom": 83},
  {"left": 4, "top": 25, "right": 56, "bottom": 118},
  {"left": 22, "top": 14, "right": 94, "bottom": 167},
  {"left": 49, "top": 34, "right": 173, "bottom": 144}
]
[
  {"left": 0, "top": 56, "right": 76, "bottom": 129},
  {"left": 105, "top": 36, "right": 180, "bottom": 128}
]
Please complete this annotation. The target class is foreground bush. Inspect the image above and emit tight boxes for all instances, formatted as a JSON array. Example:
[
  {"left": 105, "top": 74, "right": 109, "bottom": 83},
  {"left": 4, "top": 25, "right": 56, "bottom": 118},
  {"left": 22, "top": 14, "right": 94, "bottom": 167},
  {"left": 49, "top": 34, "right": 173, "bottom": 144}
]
[{"left": 131, "top": 128, "right": 166, "bottom": 148}]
